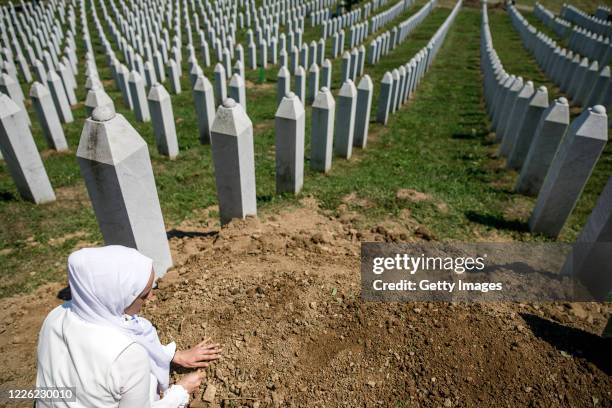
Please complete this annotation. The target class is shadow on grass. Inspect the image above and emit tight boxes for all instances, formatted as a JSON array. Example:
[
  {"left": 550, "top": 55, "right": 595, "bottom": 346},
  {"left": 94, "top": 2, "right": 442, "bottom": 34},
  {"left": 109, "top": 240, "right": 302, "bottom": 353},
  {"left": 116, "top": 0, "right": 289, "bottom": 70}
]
[
  {"left": 465, "top": 210, "right": 529, "bottom": 232},
  {"left": 452, "top": 130, "right": 488, "bottom": 140},
  {"left": 521, "top": 313, "right": 612, "bottom": 376},
  {"left": 0, "top": 191, "right": 17, "bottom": 202}
]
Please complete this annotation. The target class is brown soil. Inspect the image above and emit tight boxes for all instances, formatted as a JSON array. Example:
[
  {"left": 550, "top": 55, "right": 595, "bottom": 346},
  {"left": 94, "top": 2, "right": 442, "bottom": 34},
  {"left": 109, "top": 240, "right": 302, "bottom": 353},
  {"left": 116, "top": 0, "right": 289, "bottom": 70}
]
[{"left": 0, "top": 200, "right": 610, "bottom": 407}]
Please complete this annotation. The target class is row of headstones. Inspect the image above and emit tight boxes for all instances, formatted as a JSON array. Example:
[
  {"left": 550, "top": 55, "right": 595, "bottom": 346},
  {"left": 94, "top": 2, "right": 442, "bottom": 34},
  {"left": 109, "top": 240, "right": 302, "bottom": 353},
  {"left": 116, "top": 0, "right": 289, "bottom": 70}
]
[
  {"left": 370, "top": 0, "right": 414, "bottom": 34},
  {"left": 376, "top": 0, "right": 461, "bottom": 125},
  {"left": 508, "top": 4, "right": 610, "bottom": 110},
  {"left": 91, "top": 0, "right": 420, "bottom": 157},
  {"left": 71, "top": 69, "right": 373, "bottom": 276},
  {"left": 96, "top": 0, "right": 418, "bottom": 96},
  {"left": 322, "top": 7, "right": 362, "bottom": 37},
  {"left": 0, "top": 47, "right": 79, "bottom": 135},
  {"left": 560, "top": 3, "right": 612, "bottom": 38},
  {"left": 0, "top": 1, "right": 79, "bottom": 89},
  {"left": 69, "top": 0, "right": 454, "bottom": 279},
  {"left": 534, "top": 2, "right": 571, "bottom": 38},
  {"left": 95, "top": 0, "right": 386, "bottom": 83},
  {"left": 104, "top": 0, "right": 334, "bottom": 72},
  {"left": 107, "top": 0, "right": 302, "bottom": 72},
  {"left": 526, "top": 4, "right": 611, "bottom": 68},
  {"left": 567, "top": 25, "right": 611, "bottom": 65},
  {"left": 61, "top": 0, "right": 388, "bottom": 277},
  {"left": 0, "top": 0, "right": 74, "bottom": 74},
  {"left": 366, "top": 0, "right": 437, "bottom": 66},
  {"left": 594, "top": 5, "right": 611, "bottom": 21},
  {"left": 480, "top": 4, "right": 608, "bottom": 240}
]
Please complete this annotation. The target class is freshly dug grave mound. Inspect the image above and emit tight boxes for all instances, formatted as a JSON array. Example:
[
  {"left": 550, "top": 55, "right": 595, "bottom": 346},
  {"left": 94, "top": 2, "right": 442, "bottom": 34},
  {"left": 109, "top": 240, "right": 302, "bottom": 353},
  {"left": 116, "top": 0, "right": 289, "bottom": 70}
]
[{"left": 0, "top": 200, "right": 609, "bottom": 407}]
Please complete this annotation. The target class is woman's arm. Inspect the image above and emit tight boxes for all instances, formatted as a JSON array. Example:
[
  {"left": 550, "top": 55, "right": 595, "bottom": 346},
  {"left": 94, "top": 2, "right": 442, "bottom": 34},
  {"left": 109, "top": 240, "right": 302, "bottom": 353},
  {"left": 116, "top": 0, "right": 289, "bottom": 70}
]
[{"left": 111, "top": 344, "right": 190, "bottom": 408}]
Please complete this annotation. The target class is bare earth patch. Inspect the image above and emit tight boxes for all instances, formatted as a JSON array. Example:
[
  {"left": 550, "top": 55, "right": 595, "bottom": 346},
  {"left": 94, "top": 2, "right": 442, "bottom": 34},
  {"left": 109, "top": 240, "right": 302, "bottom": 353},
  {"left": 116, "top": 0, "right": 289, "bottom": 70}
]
[{"left": 0, "top": 202, "right": 610, "bottom": 407}]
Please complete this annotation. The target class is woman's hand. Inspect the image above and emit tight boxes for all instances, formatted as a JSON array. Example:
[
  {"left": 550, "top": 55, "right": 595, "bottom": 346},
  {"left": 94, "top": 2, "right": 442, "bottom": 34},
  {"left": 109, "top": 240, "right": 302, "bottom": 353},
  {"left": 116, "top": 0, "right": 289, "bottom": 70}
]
[
  {"left": 173, "top": 338, "right": 223, "bottom": 368},
  {"left": 176, "top": 371, "right": 205, "bottom": 394}
]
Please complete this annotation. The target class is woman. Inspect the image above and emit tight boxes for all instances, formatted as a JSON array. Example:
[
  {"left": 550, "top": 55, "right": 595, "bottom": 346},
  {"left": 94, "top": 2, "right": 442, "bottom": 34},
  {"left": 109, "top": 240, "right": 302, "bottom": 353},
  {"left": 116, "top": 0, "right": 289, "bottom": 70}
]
[{"left": 36, "top": 245, "right": 222, "bottom": 407}]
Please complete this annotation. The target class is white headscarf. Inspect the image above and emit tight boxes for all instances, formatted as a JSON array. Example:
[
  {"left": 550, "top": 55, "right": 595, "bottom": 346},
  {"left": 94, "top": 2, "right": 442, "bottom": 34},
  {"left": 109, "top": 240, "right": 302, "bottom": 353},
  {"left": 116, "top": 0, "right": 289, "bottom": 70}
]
[{"left": 67, "top": 245, "right": 172, "bottom": 390}]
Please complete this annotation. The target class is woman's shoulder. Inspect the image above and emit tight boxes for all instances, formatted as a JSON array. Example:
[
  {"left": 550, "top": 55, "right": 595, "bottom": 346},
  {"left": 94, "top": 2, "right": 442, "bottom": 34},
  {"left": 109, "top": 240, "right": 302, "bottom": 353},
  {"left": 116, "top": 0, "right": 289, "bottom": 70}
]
[
  {"left": 115, "top": 342, "right": 150, "bottom": 366},
  {"left": 39, "top": 303, "right": 71, "bottom": 331}
]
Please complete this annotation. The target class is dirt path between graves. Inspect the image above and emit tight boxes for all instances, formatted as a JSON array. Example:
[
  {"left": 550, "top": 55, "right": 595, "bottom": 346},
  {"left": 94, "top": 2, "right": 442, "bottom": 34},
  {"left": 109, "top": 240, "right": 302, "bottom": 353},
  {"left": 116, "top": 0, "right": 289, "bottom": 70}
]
[{"left": 0, "top": 199, "right": 610, "bottom": 407}]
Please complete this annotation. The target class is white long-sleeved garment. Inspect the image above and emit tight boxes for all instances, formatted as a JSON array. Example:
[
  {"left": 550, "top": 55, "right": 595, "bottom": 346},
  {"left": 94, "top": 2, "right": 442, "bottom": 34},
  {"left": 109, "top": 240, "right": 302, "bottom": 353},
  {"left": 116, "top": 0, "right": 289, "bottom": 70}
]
[{"left": 36, "top": 304, "right": 189, "bottom": 408}]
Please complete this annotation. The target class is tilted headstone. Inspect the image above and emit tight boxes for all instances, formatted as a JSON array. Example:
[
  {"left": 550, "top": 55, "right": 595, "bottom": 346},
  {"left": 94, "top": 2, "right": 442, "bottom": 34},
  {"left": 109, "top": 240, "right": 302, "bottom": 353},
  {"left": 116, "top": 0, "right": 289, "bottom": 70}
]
[
  {"left": 560, "top": 177, "right": 612, "bottom": 301},
  {"left": 148, "top": 83, "right": 179, "bottom": 159},
  {"left": 210, "top": 98, "right": 257, "bottom": 225},
  {"left": 77, "top": 105, "right": 173, "bottom": 277},
  {"left": 496, "top": 76, "right": 524, "bottom": 141},
  {"left": 575, "top": 60, "right": 599, "bottom": 107},
  {"left": 30, "top": 82, "right": 68, "bottom": 151},
  {"left": 85, "top": 85, "right": 114, "bottom": 117},
  {"left": 311, "top": 87, "right": 335, "bottom": 173},
  {"left": 189, "top": 64, "right": 203, "bottom": 88},
  {"left": 307, "top": 63, "right": 319, "bottom": 104},
  {"left": 229, "top": 73, "right": 247, "bottom": 111},
  {"left": 47, "top": 70, "right": 74, "bottom": 123},
  {"left": 321, "top": 58, "right": 332, "bottom": 89},
  {"left": 116, "top": 64, "right": 133, "bottom": 110},
  {"left": 507, "top": 86, "right": 549, "bottom": 170},
  {"left": 353, "top": 75, "right": 373, "bottom": 149},
  {"left": 0, "top": 93, "right": 55, "bottom": 203},
  {"left": 341, "top": 51, "right": 350, "bottom": 83},
  {"left": 376, "top": 71, "right": 392, "bottom": 125},
  {"left": 57, "top": 62, "right": 77, "bottom": 106},
  {"left": 277, "top": 66, "right": 291, "bottom": 106},
  {"left": 515, "top": 97, "right": 570, "bottom": 196},
  {"left": 529, "top": 105, "right": 608, "bottom": 238},
  {"left": 167, "top": 58, "right": 181, "bottom": 94},
  {"left": 334, "top": 79, "right": 357, "bottom": 159},
  {"left": 586, "top": 65, "right": 610, "bottom": 107},
  {"left": 499, "top": 81, "right": 535, "bottom": 157},
  {"left": 193, "top": 74, "right": 216, "bottom": 144},
  {"left": 214, "top": 63, "right": 227, "bottom": 107},
  {"left": 275, "top": 92, "right": 305, "bottom": 194},
  {"left": 128, "top": 71, "right": 150, "bottom": 122},
  {"left": 295, "top": 65, "right": 306, "bottom": 105}
]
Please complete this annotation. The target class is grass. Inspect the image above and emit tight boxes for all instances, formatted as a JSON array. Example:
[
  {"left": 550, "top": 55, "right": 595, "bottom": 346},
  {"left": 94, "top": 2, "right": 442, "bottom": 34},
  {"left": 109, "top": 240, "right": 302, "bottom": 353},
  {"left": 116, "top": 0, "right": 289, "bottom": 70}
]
[{"left": 0, "top": 2, "right": 609, "bottom": 298}]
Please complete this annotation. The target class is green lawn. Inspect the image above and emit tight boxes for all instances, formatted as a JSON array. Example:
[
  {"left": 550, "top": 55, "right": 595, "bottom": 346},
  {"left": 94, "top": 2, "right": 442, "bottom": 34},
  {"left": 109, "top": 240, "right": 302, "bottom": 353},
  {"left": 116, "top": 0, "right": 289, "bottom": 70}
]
[{"left": 0, "top": 2, "right": 609, "bottom": 298}]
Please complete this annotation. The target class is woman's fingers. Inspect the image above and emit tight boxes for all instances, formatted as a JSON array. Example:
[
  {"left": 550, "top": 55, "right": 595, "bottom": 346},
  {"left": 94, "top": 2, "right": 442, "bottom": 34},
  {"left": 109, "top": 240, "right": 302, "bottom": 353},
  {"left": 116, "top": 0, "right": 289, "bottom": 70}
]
[
  {"left": 197, "top": 343, "right": 221, "bottom": 351},
  {"left": 196, "top": 352, "right": 222, "bottom": 361},
  {"left": 198, "top": 347, "right": 223, "bottom": 354},
  {"left": 196, "top": 337, "right": 213, "bottom": 347}
]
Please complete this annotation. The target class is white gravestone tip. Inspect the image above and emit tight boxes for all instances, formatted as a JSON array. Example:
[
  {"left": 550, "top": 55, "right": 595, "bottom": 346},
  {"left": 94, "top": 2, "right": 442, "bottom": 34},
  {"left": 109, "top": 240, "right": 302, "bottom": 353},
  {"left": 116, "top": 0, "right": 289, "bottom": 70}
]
[
  {"left": 230, "top": 73, "right": 244, "bottom": 86},
  {"left": 0, "top": 93, "right": 21, "bottom": 117},
  {"left": 92, "top": 105, "right": 116, "bottom": 121},
  {"left": 538, "top": 85, "right": 547, "bottom": 93},
  {"left": 194, "top": 75, "right": 213, "bottom": 91},
  {"left": 148, "top": 83, "right": 170, "bottom": 101},
  {"left": 358, "top": 75, "right": 373, "bottom": 90},
  {"left": 29, "top": 81, "right": 48, "bottom": 98},
  {"left": 224, "top": 98, "right": 237, "bottom": 108},
  {"left": 277, "top": 92, "right": 304, "bottom": 119},
  {"left": 557, "top": 97, "right": 569, "bottom": 105},
  {"left": 278, "top": 66, "right": 290, "bottom": 77},
  {"left": 339, "top": 80, "right": 357, "bottom": 97},
  {"left": 592, "top": 105, "right": 606, "bottom": 115},
  {"left": 382, "top": 72, "right": 393, "bottom": 83}
]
